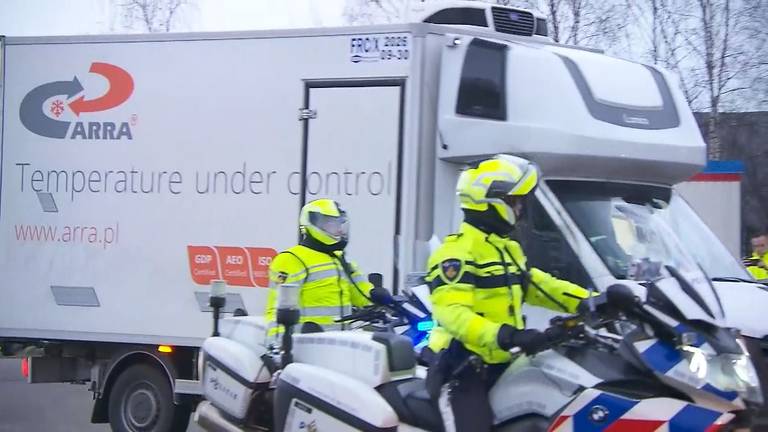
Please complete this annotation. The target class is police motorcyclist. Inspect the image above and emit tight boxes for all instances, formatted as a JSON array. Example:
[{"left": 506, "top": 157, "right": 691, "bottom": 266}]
[
  {"left": 264, "top": 199, "right": 372, "bottom": 337},
  {"left": 426, "top": 155, "right": 591, "bottom": 432}
]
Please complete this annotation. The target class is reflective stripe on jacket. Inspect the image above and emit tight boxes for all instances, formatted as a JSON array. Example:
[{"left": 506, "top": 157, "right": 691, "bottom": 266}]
[
  {"left": 426, "top": 223, "right": 590, "bottom": 364},
  {"left": 264, "top": 245, "right": 372, "bottom": 338}
]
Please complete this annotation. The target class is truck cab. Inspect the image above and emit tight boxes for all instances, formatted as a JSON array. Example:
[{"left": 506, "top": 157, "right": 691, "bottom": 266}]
[{"left": 416, "top": 17, "right": 768, "bottom": 354}]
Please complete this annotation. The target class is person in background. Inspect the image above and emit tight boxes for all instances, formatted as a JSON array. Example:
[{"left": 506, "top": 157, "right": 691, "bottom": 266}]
[{"left": 744, "top": 232, "right": 768, "bottom": 280}]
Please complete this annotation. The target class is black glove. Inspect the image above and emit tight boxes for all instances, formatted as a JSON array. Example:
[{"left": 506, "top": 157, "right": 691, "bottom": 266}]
[
  {"left": 496, "top": 325, "right": 549, "bottom": 355},
  {"left": 543, "top": 324, "right": 569, "bottom": 344}
]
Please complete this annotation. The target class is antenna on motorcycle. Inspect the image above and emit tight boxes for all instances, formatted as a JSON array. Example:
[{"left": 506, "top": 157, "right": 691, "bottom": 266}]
[
  {"left": 276, "top": 283, "right": 301, "bottom": 366},
  {"left": 209, "top": 279, "right": 227, "bottom": 337}
]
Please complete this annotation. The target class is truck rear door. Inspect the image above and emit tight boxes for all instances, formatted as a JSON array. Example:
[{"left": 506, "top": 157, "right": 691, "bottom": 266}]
[{"left": 301, "top": 81, "right": 404, "bottom": 289}]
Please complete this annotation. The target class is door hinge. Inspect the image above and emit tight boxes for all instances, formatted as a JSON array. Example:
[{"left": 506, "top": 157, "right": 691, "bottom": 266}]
[{"left": 298, "top": 108, "right": 317, "bottom": 121}]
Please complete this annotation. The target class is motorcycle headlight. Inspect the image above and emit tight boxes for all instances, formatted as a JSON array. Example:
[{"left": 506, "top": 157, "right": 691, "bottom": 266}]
[
  {"left": 680, "top": 345, "right": 709, "bottom": 380},
  {"left": 680, "top": 345, "right": 763, "bottom": 405},
  {"left": 714, "top": 353, "right": 763, "bottom": 405}
]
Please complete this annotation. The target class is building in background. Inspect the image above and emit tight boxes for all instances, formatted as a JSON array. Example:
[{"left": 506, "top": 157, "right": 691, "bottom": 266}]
[{"left": 677, "top": 160, "right": 743, "bottom": 259}]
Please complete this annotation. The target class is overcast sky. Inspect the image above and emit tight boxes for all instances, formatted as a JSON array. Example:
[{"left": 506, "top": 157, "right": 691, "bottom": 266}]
[{"left": 0, "top": 0, "right": 348, "bottom": 36}]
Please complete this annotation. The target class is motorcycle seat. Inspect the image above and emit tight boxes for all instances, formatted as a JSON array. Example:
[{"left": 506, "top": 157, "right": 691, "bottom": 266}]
[{"left": 378, "top": 378, "right": 443, "bottom": 431}]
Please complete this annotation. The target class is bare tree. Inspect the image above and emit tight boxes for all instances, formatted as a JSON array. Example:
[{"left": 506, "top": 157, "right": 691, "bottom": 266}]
[
  {"left": 113, "top": 0, "right": 191, "bottom": 33},
  {"left": 649, "top": 0, "right": 661, "bottom": 63},
  {"left": 739, "top": 0, "right": 768, "bottom": 110},
  {"left": 626, "top": 0, "right": 701, "bottom": 105},
  {"left": 547, "top": 0, "right": 567, "bottom": 42},
  {"left": 509, "top": 0, "right": 631, "bottom": 50},
  {"left": 344, "top": 0, "right": 411, "bottom": 25},
  {"left": 646, "top": 0, "right": 759, "bottom": 159}
]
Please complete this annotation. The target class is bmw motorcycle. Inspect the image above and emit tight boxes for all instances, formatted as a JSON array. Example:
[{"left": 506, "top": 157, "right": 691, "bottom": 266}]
[{"left": 195, "top": 264, "right": 763, "bottom": 431}]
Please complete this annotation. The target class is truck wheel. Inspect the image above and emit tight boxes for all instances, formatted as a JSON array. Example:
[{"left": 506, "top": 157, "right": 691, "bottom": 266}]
[{"left": 108, "top": 364, "right": 190, "bottom": 432}]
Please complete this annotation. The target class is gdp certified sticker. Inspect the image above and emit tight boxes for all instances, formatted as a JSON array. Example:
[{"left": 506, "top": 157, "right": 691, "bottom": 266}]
[{"left": 349, "top": 34, "right": 410, "bottom": 63}]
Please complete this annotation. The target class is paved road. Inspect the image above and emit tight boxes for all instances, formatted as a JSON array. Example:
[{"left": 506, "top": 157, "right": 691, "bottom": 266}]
[{"left": 0, "top": 359, "right": 202, "bottom": 432}]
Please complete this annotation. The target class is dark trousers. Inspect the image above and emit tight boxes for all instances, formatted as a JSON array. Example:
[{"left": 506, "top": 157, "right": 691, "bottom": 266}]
[{"left": 438, "top": 362, "right": 509, "bottom": 432}]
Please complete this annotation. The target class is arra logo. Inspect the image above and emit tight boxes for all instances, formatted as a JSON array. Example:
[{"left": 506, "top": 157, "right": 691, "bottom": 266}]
[{"left": 19, "top": 62, "right": 135, "bottom": 140}]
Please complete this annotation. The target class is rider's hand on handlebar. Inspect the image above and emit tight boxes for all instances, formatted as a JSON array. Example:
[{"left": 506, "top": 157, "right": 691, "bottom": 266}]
[
  {"left": 548, "top": 315, "right": 586, "bottom": 342},
  {"left": 335, "top": 306, "right": 379, "bottom": 323},
  {"left": 497, "top": 325, "right": 549, "bottom": 355},
  {"left": 544, "top": 324, "right": 571, "bottom": 345}
]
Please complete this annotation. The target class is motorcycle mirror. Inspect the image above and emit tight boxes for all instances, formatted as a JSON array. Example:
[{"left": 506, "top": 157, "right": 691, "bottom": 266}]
[
  {"left": 606, "top": 284, "right": 638, "bottom": 309},
  {"left": 277, "top": 283, "right": 300, "bottom": 311},
  {"left": 370, "top": 287, "right": 394, "bottom": 306},
  {"left": 368, "top": 273, "right": 383, "bottom": 288},
  {"left": 208, "top": 279, "right": 227, "bottom": 337},
  {"left": 210, "top": 279, "right": 227, "bottom": 299}
]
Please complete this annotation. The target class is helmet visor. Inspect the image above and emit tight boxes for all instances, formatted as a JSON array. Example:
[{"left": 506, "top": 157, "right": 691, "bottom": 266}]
[
  {"left": 502, "top": 195, "right": 527, "bottom": 221},
  {"left": 308, "top": 211, "right": 349, "bottom": 241}
]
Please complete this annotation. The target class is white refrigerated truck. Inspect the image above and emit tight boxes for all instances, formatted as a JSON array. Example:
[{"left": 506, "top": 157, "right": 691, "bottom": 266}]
[{"left": 3, "top": 2, "right": 768, "bottom": 431}]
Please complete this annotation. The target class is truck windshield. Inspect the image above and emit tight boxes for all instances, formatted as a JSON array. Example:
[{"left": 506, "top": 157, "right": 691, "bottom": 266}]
[{"left": 548, "top": 181, "right": 749, "bottom": 281}]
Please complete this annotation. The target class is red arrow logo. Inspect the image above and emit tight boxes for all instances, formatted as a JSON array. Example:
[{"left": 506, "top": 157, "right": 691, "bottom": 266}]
[{"left": 68, "top": 62, "right": 134, "bottom": 116}]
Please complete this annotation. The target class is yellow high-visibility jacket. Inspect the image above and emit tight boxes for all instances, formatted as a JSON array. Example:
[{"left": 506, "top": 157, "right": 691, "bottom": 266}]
[
  {"left": 427, "top": 223, "right": 590, "bottom": 364},
  {"left": 264, "top": 244, "right": 372, "bottom": 337},
  {"left": 746, "top": 252, "right": 768, "bottom": 280}
]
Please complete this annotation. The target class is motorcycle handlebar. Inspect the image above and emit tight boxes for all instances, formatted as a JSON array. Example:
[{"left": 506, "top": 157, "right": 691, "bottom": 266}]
[
  {"left": 545, "top": 315, "right": 587, "bottom": 346},
  {"left": 336, "top": 308, "right": 376, "bottom": 323},
  {"left": 335, "top": 306, "right": 390, "bottom": 324}
]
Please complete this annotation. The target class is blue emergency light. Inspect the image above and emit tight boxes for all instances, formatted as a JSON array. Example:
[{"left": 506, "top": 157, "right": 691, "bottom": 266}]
[{"left": 417, "top": 320, "right": 435, "bottom": 332}]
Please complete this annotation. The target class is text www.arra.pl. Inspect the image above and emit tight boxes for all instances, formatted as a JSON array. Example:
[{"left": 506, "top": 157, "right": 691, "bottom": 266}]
[{"left": 14, "top": 223, "right": 119, "bottom": 249}]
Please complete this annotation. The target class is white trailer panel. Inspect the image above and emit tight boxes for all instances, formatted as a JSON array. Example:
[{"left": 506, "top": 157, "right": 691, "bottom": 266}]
[{"left": 0, "top": 28, "right": 415, "bottom": 345}]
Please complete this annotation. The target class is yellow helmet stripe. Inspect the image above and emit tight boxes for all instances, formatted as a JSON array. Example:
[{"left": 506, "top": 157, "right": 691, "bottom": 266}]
[
  {"left": 307, "top": 198, "right": 341, "bottom": 217},
  {"left": 508, "top": 164, "right": 538, "bottom": 196}
]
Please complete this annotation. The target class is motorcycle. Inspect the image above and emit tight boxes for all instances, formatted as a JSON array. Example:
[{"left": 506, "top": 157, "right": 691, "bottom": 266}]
[
  {"left": 195, "top": 269, "right": 763, "bottom": 431},
  {"left": 193, "top": 276, "right": 432, "bottom": 432},
  {"left": 348, "top": 273, "right": 434, "bottom": 357}
]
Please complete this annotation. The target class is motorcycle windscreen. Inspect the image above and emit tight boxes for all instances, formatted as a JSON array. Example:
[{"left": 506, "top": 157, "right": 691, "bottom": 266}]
[{"left": 547, "top": 180, "right": 725, "bottom": 325}]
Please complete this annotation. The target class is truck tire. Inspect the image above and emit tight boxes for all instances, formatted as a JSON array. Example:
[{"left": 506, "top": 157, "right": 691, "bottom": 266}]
[{"left": 108, "top": 363, "right": 191, "bottom": 432}]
